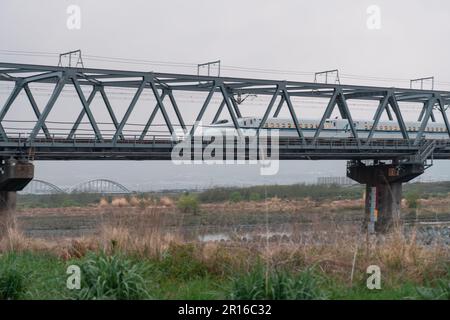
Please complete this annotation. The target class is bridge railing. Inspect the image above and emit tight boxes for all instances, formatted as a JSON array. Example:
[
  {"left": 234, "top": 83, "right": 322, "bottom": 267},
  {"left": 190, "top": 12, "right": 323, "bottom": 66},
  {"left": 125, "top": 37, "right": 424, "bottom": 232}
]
[{"left": 6, "top": 131, "right": 450, "bottom": 151}]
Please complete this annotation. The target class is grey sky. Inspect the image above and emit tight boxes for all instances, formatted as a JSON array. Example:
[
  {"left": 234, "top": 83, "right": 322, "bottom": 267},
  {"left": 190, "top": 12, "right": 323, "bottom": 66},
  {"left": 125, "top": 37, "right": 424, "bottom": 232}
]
[{"left": 1, "top": 0, "right": 450, "bottom": 189}]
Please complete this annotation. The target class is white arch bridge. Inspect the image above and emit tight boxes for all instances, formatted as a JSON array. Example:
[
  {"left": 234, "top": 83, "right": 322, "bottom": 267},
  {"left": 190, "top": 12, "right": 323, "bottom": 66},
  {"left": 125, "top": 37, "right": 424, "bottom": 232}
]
[{"left": 19, "top": 178, "right": 131, "bottom": 195}]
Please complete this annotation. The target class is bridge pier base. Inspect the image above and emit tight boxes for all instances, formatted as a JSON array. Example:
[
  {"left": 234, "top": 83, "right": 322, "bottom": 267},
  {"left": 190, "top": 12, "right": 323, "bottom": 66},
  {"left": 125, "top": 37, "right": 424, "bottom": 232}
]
[
  {"left": 0, "top": 159, "right": 34, "bottom": 237},
  {"left": 347, "top": 160, "right": 424, "bottom": 233}
]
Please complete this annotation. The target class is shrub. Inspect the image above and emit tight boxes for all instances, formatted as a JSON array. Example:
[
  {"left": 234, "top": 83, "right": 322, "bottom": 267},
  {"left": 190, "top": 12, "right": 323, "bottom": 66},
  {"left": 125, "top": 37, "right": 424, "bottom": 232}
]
[
  {"left": 405, "top": 191, "right": 420, "bottom": 209},
  {"left": 73, "top": 253, "right": 151, "bottom": 300},
  {"left": 249, "top": 192, "right": 262, "bottom": 201},
  {"left": 229, "top": 265, "right": 325, "bottom": 300},
  {"left": 229, "top": 191, "right": 243, "bottom": 203},
  {"left": 197, "top": 184, "right": 363, "bottom": 203},
  {"left": 0, "top": 255, "right": 27, "bottom": 300},
  {"left": 177, "top": 194, "right": 199, "bottom": 214},
  {"left": 159, "top": 243, "right": 207, "bottom": 280}
]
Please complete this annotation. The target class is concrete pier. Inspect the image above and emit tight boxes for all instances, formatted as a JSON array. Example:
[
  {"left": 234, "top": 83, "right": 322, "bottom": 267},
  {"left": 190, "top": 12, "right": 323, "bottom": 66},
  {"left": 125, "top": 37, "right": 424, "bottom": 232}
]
[
  {"left": 347, "top": 160, "right": 424, "bottom": 232},
  {"left": 0, "top": 159, "right": 34, "bottom": 236}
]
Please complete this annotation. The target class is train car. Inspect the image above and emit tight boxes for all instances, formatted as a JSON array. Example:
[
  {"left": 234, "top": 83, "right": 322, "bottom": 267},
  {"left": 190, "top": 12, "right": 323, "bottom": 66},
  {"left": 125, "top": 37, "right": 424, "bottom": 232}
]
[{"left": 202, "top": 117, "right": 449, "bottom": 139}]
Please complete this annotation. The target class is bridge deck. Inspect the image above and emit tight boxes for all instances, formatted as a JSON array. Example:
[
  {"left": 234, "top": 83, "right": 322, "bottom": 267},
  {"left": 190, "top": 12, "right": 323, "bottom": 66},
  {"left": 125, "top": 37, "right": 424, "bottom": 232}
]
[{"left": 1, "top": 137, "right": 449, "bottom": 160}]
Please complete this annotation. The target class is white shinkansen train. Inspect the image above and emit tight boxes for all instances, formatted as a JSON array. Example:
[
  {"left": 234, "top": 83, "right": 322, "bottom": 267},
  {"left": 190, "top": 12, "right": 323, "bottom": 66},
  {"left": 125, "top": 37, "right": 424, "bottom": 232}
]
[{"left": 203, "top": 117, "right": 450, "bottom": 139}]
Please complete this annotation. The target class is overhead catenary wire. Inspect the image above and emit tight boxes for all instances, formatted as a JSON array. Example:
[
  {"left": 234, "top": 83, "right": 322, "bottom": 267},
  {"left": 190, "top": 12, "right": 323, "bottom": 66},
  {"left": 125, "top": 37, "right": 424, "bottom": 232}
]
[{"left": 2, "top": 49, "right": 450, "bottom": 87}]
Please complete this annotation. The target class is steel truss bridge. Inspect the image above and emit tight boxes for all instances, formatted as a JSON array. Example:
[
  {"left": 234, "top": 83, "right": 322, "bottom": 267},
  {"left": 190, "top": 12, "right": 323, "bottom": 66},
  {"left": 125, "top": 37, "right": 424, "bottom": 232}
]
[
  {"left": 19, "top": 178, "right": 131, "bottom": 195},
  {"left": 0, "top": 62, "right": 450, "bottom": 161}
]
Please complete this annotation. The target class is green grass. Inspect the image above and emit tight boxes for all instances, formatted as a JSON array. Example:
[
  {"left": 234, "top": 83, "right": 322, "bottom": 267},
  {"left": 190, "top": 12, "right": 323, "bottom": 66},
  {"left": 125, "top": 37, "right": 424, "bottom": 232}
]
[
  {"left": 228, "top": 265, "right": 326, "bottom": 300},
  {"left": 0, "top": 251, "right": 448, "bottom": 300},
  {"left": 155, "top": 277, "right": 228, "bottom": 299},
  {"left": 71, "top": 252, "right": 152, "bottom": 300},
  {"left": 0, "top": 251, "right": 67, "bottom": 299},
  {"left": 329, "top": 282, "right": 422, "bottom": 300}
]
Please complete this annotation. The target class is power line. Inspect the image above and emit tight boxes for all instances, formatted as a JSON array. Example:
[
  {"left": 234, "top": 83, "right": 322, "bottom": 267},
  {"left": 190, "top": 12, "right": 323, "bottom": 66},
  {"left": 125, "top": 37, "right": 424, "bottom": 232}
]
[{"left": 3, "top": 49, "right": 450, "bottom": 87}]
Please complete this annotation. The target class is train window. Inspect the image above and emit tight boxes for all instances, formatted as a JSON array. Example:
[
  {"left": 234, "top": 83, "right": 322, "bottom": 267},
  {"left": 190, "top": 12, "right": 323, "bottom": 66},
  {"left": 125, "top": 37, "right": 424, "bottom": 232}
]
[{"left": 215, "top": 119, "right": 229, "bottom": 124}]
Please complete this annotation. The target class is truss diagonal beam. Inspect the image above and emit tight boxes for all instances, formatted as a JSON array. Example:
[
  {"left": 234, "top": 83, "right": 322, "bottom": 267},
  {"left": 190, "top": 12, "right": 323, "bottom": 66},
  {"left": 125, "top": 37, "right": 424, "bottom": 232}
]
[
  {"left": 29, "top": 76, "right": 66, "bottom": 141},
  {"left": 139, "top": 91, "right": 168, "bottom": 141},
  {"left": 437, "top": 96, "right": 450, "bottom": 139},
  {"left": 219, "top": 84, "right": 243, "bottom": 137},
  {"left": 112, "top": 79, "right": 146, "bottom": 143},
  {"left": 150, "top": 81, "right": 174, "bottom": 135},
  {"left": 230, "top": 95, "right": 242, "bottom": 118},
  {"left": 418, "top": 102, "right": 436, "bottom": 122},
  {"left": 312, "top": 89, "right": 339, "bottom": 143},
  {"left": 167, "top": 90, "right": 186, "bottom": 131},
  {"left": 23, "top": 84, "right": 51, "bottom": 139},
  {"left": 212, "top": 99, "right": 226, "bottom": 124},
  {"left": 336, "top": 92, "right": 360, "bottom": 146},
  {"left": 388, "top": 95, "right": 409, "bottom": 141},
  {"left": 68, "top": 87, "right": 99, "bottom": 139},
  {"left": 385, "top": 103, "right": 393, "bottom": 121},
  {"left": 414, "top": 97, "right": 436, "bottom": 145},
  {"left": 282, "top": 89, "right": 305, "bottom": 144},
  {"left": 273, "top": 95, "right": 285, "bottom": 117},
  {"left": 0, "top": 82, "right": 23, "bottom": 141},
  {"left": 71, "top": 77, "right": 103, "bottom": 141},
  {"left": 366, "top": 94, "right": 390, "bottom": 144},
  {"left": 190, "top": 84, "right": 216, "bottom": 136},
  {"left": 258, "top": 86, "right": 280, "bottom": 135},
  {"left": 99, "top": 87, "right": 122, "bottom": 139}
]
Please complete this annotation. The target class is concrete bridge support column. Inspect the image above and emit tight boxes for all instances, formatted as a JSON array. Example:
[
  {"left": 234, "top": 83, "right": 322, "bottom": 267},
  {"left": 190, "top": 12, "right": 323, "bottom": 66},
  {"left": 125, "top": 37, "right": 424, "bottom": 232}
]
[
  {"left": 0, "top": 159, "right": 34, "bottom": 237},
  {"left": 347, "top": 160, "right": 424, "bottom": 233}
]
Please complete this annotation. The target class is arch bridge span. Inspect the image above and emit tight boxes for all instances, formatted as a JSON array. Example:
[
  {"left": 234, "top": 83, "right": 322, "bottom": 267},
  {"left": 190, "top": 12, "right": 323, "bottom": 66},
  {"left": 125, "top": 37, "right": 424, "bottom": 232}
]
[{"left": 20, "top": 178, "right": 131, "bottom": 195}]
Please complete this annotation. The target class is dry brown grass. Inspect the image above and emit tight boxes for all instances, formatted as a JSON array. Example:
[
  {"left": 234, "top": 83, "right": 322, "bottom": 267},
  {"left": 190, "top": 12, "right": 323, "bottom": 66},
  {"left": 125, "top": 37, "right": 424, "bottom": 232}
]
[
  {"left": 159, "top": 196, "right": 175, "bottom": 207},
  {"left": 2, "top": 205, "right": 448, "bottom": 286},
  {"left": 98, "top": 197, "right": 109, "bottom": 207},
  {"left": 128, "top": 196, "right": 141, "bottom": 207},
  {"left": 111, "top": 197, "right": 129, "bottom": 207}
]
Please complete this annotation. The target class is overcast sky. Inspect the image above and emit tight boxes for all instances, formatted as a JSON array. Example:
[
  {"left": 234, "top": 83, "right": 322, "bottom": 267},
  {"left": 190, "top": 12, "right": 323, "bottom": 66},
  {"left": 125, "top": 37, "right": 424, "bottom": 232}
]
[{"left": 1, "top": 0, "right": 450, "bottom": 189}]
